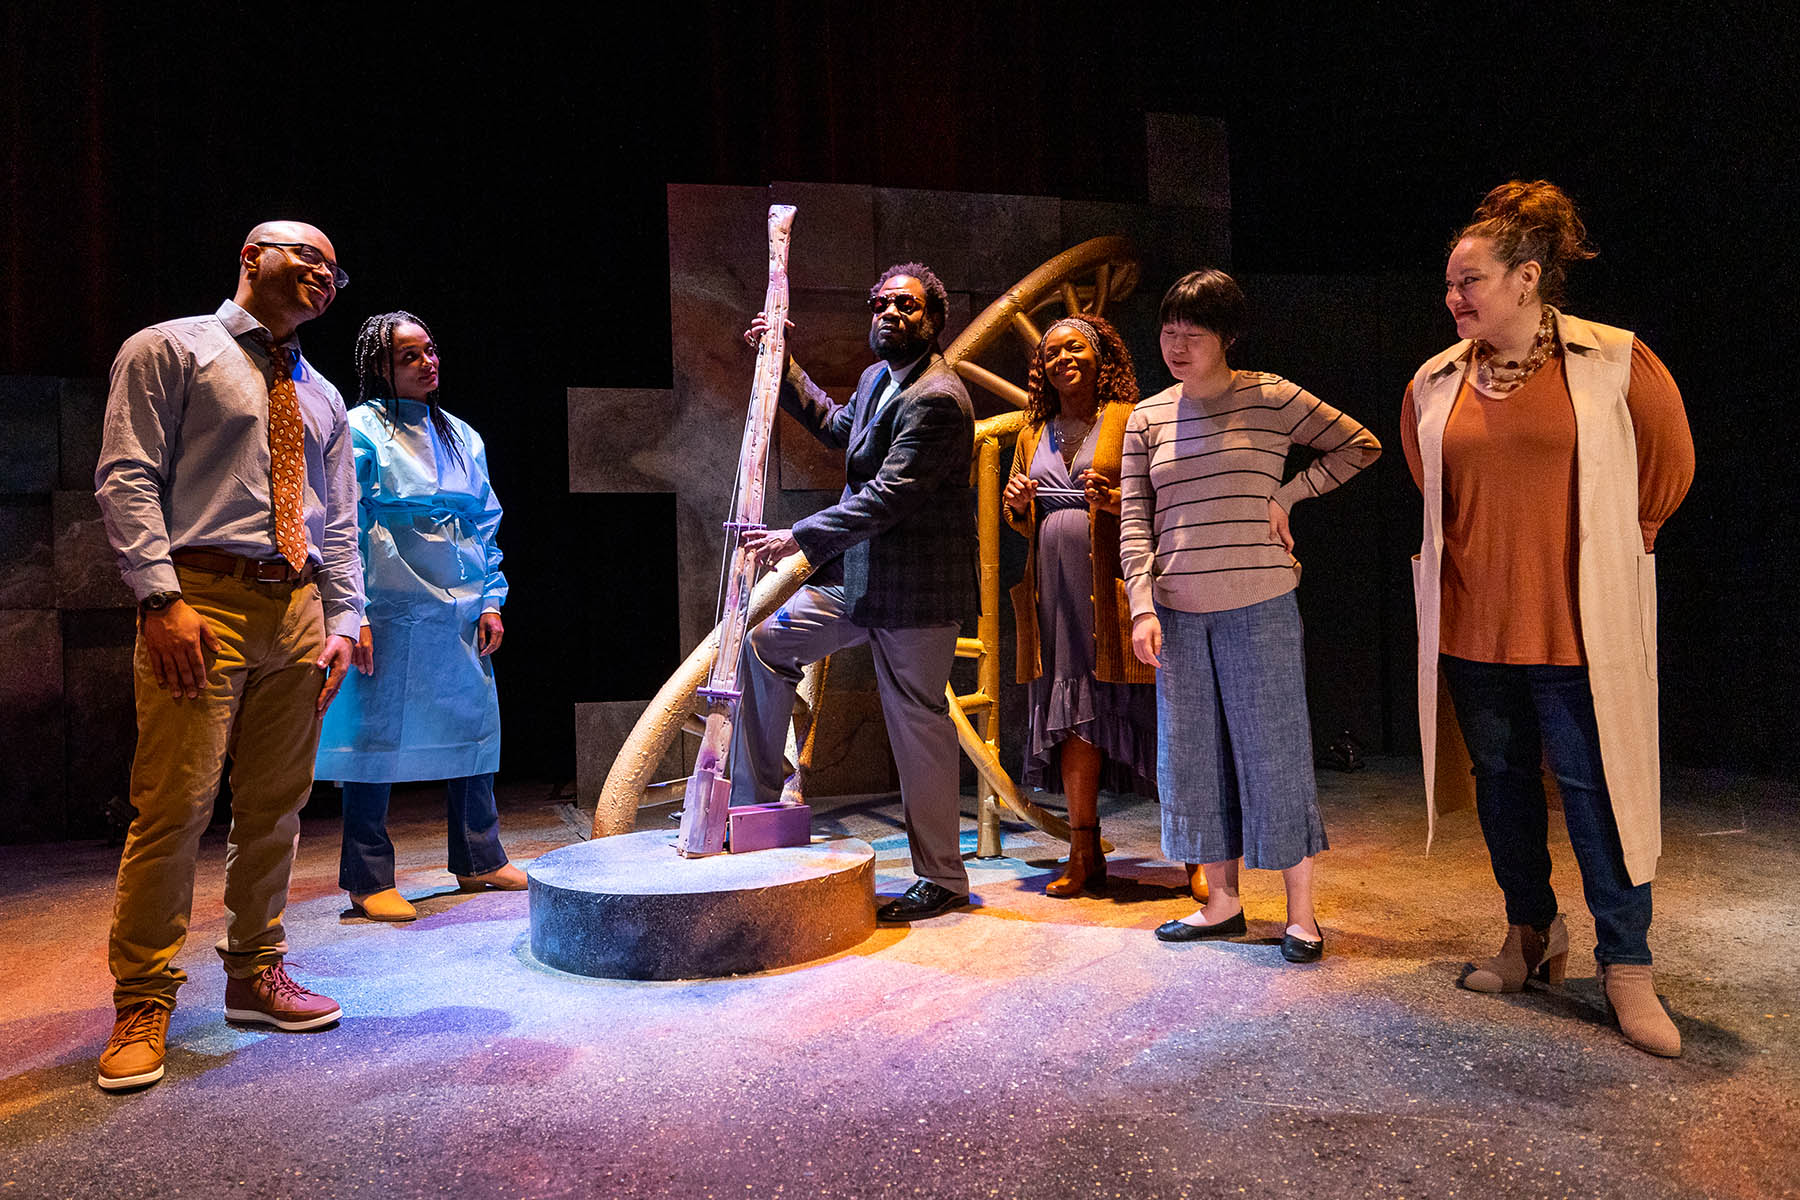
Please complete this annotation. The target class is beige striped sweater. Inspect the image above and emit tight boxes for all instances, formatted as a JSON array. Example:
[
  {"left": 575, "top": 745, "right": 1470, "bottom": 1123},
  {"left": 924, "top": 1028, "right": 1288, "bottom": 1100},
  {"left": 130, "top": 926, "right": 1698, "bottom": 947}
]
[{"left": 1121, "top": 372, "right": 1381, "bottom": 617}]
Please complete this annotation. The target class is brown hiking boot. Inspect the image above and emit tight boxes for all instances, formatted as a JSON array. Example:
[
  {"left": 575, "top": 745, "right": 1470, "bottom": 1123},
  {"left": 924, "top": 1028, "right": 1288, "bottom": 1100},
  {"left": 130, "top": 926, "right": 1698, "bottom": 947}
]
[
  {"left": 98, "top": 1000, "right": 169, "bottom": 1091},
  {"left": 223, "top": 963, "right": 343, "bottom": 1031}
]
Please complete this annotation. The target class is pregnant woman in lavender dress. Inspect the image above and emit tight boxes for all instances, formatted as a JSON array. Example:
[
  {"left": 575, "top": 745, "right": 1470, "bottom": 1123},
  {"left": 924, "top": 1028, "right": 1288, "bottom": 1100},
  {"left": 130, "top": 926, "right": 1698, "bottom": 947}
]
[{"left": 1003, "top": 314, "right": 1157, "bottom": 898}]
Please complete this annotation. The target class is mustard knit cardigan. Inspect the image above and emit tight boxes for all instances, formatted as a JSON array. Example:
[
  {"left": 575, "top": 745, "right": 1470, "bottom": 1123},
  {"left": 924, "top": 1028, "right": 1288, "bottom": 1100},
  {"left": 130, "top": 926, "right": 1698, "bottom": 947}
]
[{"left": 1005, "top": 400, "right": 1154, "bottom": 687}]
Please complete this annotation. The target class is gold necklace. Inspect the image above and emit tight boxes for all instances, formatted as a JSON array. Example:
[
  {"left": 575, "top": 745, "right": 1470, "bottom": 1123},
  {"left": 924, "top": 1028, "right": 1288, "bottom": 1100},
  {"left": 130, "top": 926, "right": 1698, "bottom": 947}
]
[{"left": 1052, "top": 412, "right": 1096, "bottom": 468}]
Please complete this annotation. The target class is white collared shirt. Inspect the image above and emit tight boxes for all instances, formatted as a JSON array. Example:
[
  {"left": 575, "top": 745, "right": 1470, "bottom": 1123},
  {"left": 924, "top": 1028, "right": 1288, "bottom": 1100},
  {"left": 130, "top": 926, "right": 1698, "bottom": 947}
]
[{"left": 869, "top": 353, "right": 928, "bottom": 421}]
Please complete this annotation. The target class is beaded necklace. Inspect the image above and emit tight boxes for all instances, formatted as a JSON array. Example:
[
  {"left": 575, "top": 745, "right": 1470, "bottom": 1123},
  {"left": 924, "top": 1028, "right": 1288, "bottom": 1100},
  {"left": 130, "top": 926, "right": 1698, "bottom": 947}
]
[{"left": 1473, "top": 306, "right": 1559, "bottom": 396}]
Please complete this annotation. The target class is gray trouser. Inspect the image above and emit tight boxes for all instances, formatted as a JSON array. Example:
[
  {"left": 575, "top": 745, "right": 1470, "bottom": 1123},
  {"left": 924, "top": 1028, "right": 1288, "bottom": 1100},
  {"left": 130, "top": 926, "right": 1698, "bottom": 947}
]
[
  {"left": 1156, "top": 591, "right": 1326, "bottom": 871},
  {"left": 730, "top": 584, "right": 968, "bottom": 893}
]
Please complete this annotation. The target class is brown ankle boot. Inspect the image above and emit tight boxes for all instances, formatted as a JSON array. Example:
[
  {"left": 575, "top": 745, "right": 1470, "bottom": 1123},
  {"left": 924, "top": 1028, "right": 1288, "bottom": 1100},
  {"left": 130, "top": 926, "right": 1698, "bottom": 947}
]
[
  {"left": 1046, "top": 827, "right": 1106, "bottom": 898},
  {"left": 1601, "top": 963, "right": 1681, "bottom": 1057},
  {"left": 1464, "top": 914, "right": 1568, "bottom": 993}
]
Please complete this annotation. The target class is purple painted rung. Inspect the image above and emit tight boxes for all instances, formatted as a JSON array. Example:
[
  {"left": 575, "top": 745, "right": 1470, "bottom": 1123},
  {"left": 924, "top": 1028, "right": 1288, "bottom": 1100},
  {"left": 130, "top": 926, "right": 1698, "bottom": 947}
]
[
  {"left": 695, "top": 686, "right": 742, "bottom": 704},
  {"left": 723, "top": 520, "right": 767, "bottom": 533},
  {"left": 727, "top": 803, "right": 812, "bottom": 853}
]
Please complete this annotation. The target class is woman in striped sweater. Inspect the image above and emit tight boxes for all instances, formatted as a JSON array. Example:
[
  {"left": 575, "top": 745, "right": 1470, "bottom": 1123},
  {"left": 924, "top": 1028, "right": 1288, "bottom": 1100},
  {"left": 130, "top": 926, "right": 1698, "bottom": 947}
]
[{"left": 1122, "top": 270, "right": 1381, "bottom": 962}]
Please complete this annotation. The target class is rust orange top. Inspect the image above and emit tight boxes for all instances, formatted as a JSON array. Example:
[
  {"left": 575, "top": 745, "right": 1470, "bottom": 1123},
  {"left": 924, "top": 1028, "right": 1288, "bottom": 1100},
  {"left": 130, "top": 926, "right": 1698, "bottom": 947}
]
[{"left": 1401, "top": 339, "right": 1693, "bottom": 665}]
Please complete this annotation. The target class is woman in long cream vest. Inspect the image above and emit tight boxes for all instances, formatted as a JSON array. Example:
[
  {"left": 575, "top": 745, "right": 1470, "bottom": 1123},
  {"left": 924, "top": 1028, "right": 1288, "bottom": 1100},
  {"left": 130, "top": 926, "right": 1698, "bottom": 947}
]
[{"left": 1403, "top": 181, "right": 1694, "bottom": 1055}]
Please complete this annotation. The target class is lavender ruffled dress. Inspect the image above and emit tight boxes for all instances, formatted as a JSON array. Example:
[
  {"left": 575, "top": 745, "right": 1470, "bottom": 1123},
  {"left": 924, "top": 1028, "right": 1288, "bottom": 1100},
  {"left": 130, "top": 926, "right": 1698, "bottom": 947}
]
[{"left": 1021, "top": 430, "right": 1158, "bottom": 797}]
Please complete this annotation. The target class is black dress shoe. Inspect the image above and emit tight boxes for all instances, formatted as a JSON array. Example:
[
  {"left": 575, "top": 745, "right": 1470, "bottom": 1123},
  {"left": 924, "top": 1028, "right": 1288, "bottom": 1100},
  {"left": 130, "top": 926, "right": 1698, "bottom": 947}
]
[
  {"left": 1280, "top": 930, "right": 1325, "bottom": 963},
  {"left": 1153, "top": 911, "right": 1247, "bottom": 942},
  {"left": 876, "top": 880, "right": 970, "bottom": 923}
]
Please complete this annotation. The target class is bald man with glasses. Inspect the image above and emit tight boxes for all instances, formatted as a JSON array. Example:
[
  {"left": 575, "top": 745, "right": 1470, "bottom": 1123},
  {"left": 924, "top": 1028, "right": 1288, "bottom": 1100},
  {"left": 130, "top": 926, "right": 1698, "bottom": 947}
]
[{"left": 93, "top": 221, "right": 366, "bottom": 1091}]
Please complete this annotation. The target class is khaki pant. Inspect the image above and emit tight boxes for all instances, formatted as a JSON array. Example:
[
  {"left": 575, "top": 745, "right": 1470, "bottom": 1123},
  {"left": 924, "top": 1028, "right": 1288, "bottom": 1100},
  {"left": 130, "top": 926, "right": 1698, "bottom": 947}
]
[{"left": 110, "top": 565, "right": 326, "bottom": 1009}]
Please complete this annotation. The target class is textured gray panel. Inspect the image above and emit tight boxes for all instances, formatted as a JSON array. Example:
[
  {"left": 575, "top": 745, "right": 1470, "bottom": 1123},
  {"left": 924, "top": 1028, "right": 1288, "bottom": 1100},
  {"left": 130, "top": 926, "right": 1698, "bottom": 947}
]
[
  {"left": 1061, "top": 199, "right": 1232, "bottom": 277},
  {"left": 58, "top": 376, "right": 107, "bottom": 491},
  {"left": 771, "top": 287, "right": 869, "bottom": 494},
  {"left": 574, "top": 700, "right": 691, "bottom": 813},
  {"left": 54, "top": 490, "right": 132, "bottom": 609},
  {"left": 872, "top": 189, "right": 1062, "bottom": 295},
  {"left": 0, "top": 497, "right": 54, "bottom": 609},
  {"left": 0, "top": 377, "right": 59, "bottom": 493},
  {"left": 792, "top": 680, "right": 894, "bottom": 798},
  {"left": 0, "top": 610, "right": 66, "bottom": 840},
  {"left": 62, "top": 608, "right": 137, "bottom": 838},
  {"left": 1144, "top": 112, "right": 1231, "bottom": 209},
  {"left": 770, "top": 182, "right": 876, "bottom": 289},
  {"left": 775, "top": 407, "right": 847, "bottom": 494},
  {"left": 667, "top": 183, "right": 770, "bottom": 283},
  {"left": 566, "top": 388, "right": 678, "bottom": 494},
  {"left": 667, "top": 185, "right": 787, "bottom": 655}
]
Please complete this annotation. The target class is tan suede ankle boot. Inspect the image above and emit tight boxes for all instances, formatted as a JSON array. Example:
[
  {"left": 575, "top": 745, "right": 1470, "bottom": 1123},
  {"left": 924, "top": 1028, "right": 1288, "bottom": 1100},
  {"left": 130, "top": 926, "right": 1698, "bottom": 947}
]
[
  {"left": 1463, "top": 914, "right": 1568, "bottom": 993},
  {"left": 1600, "top": 963, "right": 1682, "bottom": 1057}
]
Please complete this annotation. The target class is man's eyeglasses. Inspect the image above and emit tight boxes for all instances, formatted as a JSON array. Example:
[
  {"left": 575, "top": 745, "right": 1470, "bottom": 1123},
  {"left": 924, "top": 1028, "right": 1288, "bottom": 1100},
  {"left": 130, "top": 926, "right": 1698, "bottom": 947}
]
[
  {"left": 255, "top": 242, "right": 349, "bottom": 289},
  {"left": 867, "top": 293, "right": 924, "bottom": 316}
]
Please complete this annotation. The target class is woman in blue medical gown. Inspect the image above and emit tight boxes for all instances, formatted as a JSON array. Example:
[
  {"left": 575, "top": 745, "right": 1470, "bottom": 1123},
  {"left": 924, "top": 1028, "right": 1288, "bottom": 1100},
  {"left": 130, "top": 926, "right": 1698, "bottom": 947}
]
[{"left": 317, "top": 311, "right": 524, "bottom": 921}]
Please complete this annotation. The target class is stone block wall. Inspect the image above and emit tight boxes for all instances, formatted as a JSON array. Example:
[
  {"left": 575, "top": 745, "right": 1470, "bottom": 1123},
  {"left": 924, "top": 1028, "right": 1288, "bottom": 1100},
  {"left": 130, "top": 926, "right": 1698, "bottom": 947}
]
[{"left": 0, "top": 376, "right": 137, "bottom": 842}]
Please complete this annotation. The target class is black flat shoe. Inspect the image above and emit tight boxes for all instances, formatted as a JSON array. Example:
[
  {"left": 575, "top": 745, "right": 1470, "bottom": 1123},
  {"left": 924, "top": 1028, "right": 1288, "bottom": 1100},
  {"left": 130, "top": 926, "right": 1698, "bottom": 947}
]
[
  {"left": 1154, "top": 911, "right": 1247, "bottom": 942},
  {"left": 876, "top": 880, "right": 970, "bottom": 923},
  {"left": 1280, "top": 930, "right": 1325, "bottom": 963}
]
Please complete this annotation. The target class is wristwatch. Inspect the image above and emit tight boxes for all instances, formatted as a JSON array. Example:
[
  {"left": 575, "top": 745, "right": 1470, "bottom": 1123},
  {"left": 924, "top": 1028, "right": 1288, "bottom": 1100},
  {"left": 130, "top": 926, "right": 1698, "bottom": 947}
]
[{"left": 140, "top": 591, "right": 182, "bottom": 613}]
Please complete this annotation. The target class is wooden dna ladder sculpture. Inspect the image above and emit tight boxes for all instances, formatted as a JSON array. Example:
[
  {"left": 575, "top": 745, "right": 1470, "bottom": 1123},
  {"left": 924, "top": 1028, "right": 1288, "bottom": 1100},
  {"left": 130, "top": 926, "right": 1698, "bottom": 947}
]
[
  {"left": 674, "top": 203, "right": 797, "bottom": 857},
  {"left": 597, "top": 235, "right": 1140, "bottom": 859}
]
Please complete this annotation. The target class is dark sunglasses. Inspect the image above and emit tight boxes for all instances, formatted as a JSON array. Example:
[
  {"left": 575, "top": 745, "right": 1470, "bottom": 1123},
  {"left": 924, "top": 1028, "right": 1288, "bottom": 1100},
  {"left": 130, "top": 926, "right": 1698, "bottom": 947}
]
[{"left": 866, "top": 293, "right": 924, "bottom": 316}]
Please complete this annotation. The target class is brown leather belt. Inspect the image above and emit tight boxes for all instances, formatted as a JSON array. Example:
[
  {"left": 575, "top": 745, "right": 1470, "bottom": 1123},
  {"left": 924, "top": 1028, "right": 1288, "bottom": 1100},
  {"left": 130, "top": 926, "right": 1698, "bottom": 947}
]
[{"left": 172, "top": 548, "right": 312, "bottom": 584}]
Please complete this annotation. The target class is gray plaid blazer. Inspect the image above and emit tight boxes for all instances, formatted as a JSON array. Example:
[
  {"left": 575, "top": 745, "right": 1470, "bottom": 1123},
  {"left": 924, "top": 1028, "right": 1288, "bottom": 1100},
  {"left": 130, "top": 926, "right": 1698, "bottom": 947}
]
[{"left": 785, "top": 352, "right": 976, "bottom": 629}]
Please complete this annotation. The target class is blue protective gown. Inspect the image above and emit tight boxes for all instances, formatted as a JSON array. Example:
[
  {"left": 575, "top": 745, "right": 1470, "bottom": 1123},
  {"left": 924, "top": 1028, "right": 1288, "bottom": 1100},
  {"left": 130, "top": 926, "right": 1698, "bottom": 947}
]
[{"left": 316, "top": 400, "right": 507, "bottom": 782}]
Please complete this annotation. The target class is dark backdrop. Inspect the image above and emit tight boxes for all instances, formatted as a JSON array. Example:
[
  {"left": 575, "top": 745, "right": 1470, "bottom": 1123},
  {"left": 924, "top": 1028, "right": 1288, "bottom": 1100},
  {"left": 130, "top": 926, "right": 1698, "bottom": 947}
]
[{"left": 5, "top": 2, "right": 1790, "bottom": 782}]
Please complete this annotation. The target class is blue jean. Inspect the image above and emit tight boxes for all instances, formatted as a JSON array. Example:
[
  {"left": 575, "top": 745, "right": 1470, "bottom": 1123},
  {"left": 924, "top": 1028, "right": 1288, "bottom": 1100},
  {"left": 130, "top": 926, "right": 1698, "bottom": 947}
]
[
  {"left": 338, "top": 774, "right": 508, "bottom": 895},
  {"left": 1156, "top": 592, "right": 1326, "bottom": 871},
  {"left": 1439, "top": 655, "right": 1653, "bottom": 965}
]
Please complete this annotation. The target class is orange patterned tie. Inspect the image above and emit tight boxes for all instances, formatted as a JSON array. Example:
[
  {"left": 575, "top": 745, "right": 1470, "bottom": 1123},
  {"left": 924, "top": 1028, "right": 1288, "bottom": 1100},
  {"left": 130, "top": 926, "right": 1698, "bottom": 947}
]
[{"left": 254, "top": 332, "right": 309, "bottom": 571}]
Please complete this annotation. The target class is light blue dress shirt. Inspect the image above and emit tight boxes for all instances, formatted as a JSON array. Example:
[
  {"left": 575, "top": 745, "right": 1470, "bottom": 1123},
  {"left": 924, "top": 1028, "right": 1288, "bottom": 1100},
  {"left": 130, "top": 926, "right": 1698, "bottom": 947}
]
[{"left": 95, "top": 300, "right": 365, "bottom": 639}]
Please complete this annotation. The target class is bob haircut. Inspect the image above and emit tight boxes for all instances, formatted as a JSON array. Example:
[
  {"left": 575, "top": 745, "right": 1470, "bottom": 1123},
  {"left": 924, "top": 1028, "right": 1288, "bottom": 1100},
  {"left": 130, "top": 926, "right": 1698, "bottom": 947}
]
[{"left": 1157, "top": 268, "right": 1247, "bottom": 345}]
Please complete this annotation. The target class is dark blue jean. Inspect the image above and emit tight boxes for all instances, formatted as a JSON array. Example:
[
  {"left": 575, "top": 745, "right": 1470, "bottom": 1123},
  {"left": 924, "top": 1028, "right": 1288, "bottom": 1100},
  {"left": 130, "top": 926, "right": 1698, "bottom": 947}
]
[
  {"left": 1439, "top": 655, "right": 1652, "bottom": 965},
  {"left": 338, "top": 774, "right": 507, "bottom": 895}
]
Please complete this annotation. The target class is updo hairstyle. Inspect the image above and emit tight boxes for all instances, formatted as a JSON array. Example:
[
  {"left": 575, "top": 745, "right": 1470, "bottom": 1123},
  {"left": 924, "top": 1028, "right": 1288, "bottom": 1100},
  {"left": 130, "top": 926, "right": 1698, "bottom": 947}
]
[{"left": 1456, "top": 180, "right": 1597, "bottom": 305}]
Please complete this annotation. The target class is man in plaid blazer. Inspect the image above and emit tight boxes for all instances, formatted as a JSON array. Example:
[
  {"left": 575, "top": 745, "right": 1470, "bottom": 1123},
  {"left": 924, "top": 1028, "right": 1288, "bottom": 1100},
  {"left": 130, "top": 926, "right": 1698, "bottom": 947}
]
[{"left": 735, "top": 263, "right": 977, "bottom": 921}]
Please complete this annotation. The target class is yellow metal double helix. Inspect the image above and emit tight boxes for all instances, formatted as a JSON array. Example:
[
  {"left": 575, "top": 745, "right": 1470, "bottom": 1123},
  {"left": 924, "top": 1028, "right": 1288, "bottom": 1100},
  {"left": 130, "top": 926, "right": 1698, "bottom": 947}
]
[{"left": 594, "top": 237, "right": 1140, "bottom": 849}]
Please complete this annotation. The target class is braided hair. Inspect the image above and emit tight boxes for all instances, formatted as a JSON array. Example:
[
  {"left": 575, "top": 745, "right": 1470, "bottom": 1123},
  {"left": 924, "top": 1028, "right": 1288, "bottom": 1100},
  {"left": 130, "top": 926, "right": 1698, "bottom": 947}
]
[
  {"left": 352, "top": 310, "right": 465, "bottom": 467},
  {"left": 1023, "top": 312, "right": 1138, "bottom": 426}
]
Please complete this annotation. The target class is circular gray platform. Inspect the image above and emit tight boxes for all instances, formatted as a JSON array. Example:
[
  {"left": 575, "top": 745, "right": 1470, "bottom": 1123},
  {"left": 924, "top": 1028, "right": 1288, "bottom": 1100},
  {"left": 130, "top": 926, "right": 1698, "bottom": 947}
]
[{"left": 526, "top": 830, "right": 876, "bottom": 980}]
